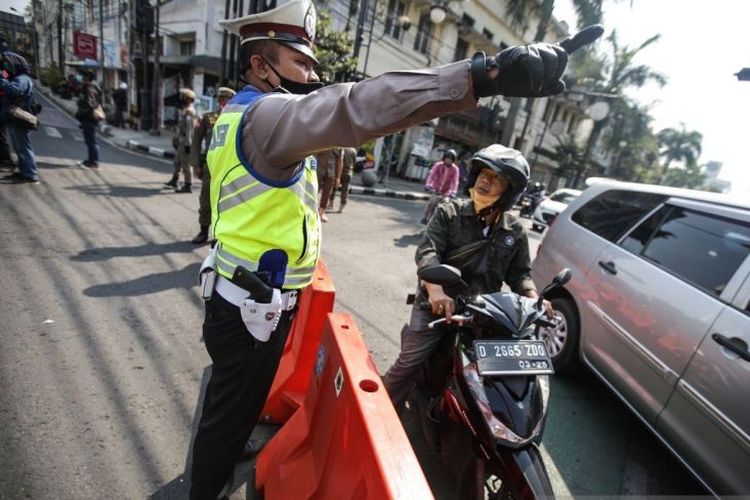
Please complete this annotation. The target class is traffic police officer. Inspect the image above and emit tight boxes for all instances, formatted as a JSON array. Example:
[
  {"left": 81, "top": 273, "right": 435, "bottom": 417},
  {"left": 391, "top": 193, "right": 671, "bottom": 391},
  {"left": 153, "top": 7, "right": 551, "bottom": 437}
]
[
  {"left": 164, "top": 87, "right": 197, "bottom": 192},
  {"left": 191, "top": 86, "right": 236, "bottom": 244},
  {"left": 191, "top": 0, "right": 572, "bottom": 497}
]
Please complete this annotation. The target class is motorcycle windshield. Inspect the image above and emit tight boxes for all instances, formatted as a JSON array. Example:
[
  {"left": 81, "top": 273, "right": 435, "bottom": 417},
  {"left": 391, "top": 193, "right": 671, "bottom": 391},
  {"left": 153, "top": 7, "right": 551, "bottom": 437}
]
[{"left": 473, "top": 292, "right": 543, "bottom": 336}]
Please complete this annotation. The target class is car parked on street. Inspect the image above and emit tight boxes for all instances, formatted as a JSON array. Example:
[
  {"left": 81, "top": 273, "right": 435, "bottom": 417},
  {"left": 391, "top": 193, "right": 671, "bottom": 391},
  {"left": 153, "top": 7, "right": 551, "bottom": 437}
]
[
  {"left": 531, "top": 188, "right": 582, "bottom": 232},
  {"left": 531, "top": 180, "right": 750, "bottom": 496}
]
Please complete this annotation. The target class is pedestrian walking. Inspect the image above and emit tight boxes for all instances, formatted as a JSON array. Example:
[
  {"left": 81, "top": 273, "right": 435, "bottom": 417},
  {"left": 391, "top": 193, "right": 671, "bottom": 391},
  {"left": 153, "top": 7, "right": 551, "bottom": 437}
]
[
  {"left": 191, "top": 86, "right": 236, "bottom": 244},
  {"left": 164, "top": 88, "right": 197, "bottom": 193},
  {"left": 421, "top": 149, "right": 459, "bottom": 224},
  {"left": 329, "top": 147, "right": 357, "bottom": 213},
  {"left": 190, "top": 0, "right": 571, "bottom": 497},
  {"left": 0, "top": 51, "right": 40, "bottom": 184},
  {"left": 0, "top": 33, "right": 11, "bottom": 170},
  {"left": 75, "top": 69, "right": 103, "bottom": 169},
  {"left": 113, "top": 82, "right": 128, "bottom": 128},
  {"left": 315, "top": 148, "right": 341, "bottom": 222}
]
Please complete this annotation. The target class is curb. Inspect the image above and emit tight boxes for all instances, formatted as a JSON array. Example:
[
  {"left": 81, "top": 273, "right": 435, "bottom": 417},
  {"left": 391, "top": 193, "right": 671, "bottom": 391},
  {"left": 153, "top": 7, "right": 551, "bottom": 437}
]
[
  {"left": 125, "top": 140, "right": 175, "bottom": 160},
  {"left": 349, "top": 185, "right": 429, "bottom": 201}
]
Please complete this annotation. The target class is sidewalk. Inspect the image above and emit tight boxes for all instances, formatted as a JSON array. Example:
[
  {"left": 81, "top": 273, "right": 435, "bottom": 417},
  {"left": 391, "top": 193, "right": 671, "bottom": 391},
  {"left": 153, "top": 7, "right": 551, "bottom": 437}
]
[{"left": 36, "top": 82, "right": 428, "bottom": 200}]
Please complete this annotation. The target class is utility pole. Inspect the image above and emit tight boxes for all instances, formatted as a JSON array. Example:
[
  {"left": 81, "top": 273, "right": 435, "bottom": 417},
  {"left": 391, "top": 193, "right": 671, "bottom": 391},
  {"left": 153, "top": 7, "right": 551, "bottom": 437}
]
[
  {"left": 151, "top": 0, "right": 160, "bottom": 132},
  {"left": 57, "top": 0, "right": 64, "bottom": 74},
  {"left": 99, "top": 0, "right": 105, "bottom": 100}
]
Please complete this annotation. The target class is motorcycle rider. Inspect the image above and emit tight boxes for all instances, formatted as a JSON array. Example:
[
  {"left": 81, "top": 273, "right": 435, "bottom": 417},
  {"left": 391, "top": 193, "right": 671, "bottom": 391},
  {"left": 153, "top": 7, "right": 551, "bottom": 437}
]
[
  {"left": 383, "top": 145, "right": 554, "bottom": 410},
  {"left": 421, "top": 149, "right": 459, "bottom": 225}
]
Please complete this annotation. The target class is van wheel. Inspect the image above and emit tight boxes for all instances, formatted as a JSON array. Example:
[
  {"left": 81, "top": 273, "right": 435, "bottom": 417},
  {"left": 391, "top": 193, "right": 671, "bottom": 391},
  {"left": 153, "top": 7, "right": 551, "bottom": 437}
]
[{"left": 540, "top": 297, "right": 580, "bottom": 374}]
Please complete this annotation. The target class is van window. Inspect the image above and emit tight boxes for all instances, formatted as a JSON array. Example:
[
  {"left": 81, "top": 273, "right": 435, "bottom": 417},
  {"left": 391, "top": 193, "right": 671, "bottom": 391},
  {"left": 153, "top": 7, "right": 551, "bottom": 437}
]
[
  {"left": 625, "top": 206, "right": 750, "bottom": 296},
  {"left": 571, "top": 190, "right": 666, "bottom": 242}
]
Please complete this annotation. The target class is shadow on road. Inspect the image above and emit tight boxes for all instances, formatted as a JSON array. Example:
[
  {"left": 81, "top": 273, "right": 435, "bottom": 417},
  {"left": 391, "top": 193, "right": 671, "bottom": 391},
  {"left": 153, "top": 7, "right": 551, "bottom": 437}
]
[
  {"left": 84, "top": 262, "right": 201, "bottom": 297},
  {"left": 393, "top": 232, "right": 423, "bottom": 248},
  {"left": 73, "top": 241, "right": 197, "bottom": 262},
  {"left": 71, "top": 183, "right": 166, "bottom": 198}
]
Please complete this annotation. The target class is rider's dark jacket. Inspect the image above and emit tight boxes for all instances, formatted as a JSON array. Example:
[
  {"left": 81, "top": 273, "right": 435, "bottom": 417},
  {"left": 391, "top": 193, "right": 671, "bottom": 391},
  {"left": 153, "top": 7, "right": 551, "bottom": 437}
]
[{"left": 416, "top": 198, "right": 537, "bottom": 297}]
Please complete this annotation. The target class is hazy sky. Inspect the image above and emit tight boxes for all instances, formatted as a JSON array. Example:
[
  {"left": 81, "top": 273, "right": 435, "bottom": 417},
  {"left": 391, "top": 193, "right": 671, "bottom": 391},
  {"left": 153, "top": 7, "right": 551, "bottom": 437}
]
[{"left": 554, "top": 0, "right": 750, "bottom": 197}]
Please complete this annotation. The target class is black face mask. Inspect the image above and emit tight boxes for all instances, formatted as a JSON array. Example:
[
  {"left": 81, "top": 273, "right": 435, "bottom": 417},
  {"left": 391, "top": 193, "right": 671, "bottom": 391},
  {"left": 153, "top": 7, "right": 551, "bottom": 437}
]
[{"left": 262, "top": 58, "right": 323, "bottom": 95}]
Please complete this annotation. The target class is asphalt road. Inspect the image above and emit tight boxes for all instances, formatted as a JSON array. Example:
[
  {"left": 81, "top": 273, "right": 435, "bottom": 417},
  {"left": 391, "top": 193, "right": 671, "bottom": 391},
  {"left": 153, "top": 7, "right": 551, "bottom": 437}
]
[{"left": 0, "top": 92, "right": 706, "bottom": 499}]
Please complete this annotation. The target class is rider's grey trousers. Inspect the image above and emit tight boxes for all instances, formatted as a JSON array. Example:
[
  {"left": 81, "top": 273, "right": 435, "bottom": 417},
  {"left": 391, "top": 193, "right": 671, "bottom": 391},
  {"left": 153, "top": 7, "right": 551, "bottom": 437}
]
[{"left": 383, "top": 305, "right": 446, "bottom": 409}]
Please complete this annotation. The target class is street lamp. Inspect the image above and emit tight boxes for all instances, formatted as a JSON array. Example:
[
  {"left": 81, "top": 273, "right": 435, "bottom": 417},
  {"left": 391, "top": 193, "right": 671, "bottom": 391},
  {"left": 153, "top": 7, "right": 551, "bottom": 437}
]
[{"left": 429, "top": 5, "right": 447, "bottom": 24}]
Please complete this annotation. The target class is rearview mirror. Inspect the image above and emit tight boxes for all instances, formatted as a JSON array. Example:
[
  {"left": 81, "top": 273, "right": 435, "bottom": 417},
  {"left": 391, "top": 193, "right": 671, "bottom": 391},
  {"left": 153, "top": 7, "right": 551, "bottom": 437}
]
[
  {"left": 417, "top": 265, "right": 463, "bottom": 287},
  {"left": 540, "top": 268, "right": 572, "bottom": 300},
  {"left": 553, "top": 268, "right": 572, "bottom": 286}
]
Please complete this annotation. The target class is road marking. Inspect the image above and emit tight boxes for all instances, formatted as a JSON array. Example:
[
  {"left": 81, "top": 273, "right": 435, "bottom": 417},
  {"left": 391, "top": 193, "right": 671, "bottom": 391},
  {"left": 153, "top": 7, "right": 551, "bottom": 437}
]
[
  {"left": 71, "top": 132, "right": 83, "bottom": 141},
  {"left": 44, "top": 126, "right": 62, "bottom": 138}
]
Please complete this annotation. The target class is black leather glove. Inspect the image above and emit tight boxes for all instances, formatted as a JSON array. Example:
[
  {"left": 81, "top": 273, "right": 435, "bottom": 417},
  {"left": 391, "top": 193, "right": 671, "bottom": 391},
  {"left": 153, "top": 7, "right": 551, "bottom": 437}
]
[{"left": 471, "top": 42, "right": 568, "bottom": 98}]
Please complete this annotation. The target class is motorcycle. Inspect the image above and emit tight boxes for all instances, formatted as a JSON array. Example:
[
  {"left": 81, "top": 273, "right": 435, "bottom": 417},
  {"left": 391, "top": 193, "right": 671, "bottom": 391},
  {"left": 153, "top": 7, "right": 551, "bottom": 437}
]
[
  {"left": 406, "top": 264, "right": 571, "bottom": 499},
  {"left": 518, "top": 195, "right": 535, "bottom": 218}
]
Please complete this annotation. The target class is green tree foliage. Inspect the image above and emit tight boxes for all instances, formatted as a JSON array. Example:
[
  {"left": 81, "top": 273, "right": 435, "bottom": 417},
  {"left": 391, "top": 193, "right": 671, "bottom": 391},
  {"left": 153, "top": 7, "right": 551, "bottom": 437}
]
[
  {"left": 313, "top": 6, "right": 357, "bottom": 84},
  {"left": 657, "top": 124, "right": 703, "bottom": 182},
  {"left": 662, "top": 162, "right": 705, "bottom": 189},
  {"left": 551, "top": 135, "right": 587, "bottom": 183}
]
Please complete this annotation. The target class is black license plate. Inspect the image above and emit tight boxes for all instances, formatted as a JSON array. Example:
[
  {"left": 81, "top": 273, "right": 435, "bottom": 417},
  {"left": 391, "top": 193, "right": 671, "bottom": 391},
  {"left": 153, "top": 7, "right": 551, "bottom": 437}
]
[{"left": 473, "top": 340, "right": 554, "bottom": 376}]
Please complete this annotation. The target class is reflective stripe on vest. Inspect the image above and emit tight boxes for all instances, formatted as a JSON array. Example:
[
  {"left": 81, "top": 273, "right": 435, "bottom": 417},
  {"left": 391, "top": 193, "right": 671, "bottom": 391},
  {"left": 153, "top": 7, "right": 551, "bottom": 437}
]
[{"left": 206, "top": 87, "right": 321, "bottom": 289}]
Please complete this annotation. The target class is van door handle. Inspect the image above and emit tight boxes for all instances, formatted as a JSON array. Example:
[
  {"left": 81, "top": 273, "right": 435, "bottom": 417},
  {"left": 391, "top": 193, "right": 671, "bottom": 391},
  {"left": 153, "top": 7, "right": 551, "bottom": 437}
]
[
  {"left": 598, "top": 261, "right": 617, "bottom": 275},
  {"left": 712, "top": 333, "right": 750, "bottom": 362}
]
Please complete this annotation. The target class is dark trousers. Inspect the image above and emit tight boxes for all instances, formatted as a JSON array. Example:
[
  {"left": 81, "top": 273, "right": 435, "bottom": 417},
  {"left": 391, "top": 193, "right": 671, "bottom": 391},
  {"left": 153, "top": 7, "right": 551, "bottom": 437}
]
[
  {"left": 0, "top": 123, "right": 12, "bottom": 165},
  {"left": 189, "top": 291, "right": 296, "bottom": 500},
  {"left": 330, "top": 172, "right": 351, "bottom": 209},
  {"left": 7, "top": 124, "right": 39, "bottom": 180},
  {"left": 114, "top": 105, "right": 126, "bottom": 127},
  {"left": 80, "top": 120, "right": 99, "bottom": 165},
  {"left": 198, "top": 157, "right": 211, "bottom": 227}
]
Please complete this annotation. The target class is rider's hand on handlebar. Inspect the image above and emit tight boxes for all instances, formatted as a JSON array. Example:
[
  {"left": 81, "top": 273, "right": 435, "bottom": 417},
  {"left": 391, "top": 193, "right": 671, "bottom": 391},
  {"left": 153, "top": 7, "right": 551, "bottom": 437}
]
[
  {"left": 541, "top": 299, "right": 554, "bottom": 319},
  {"left": 424, "top": 282, "right": 456, "bottom": 323}
]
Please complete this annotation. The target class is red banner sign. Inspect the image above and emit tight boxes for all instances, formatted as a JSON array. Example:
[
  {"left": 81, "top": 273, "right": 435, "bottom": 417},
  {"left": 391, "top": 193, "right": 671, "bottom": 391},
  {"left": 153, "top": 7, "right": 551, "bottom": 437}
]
[{"left": 73, "top": 31, "right": 97, "bottom": 60}]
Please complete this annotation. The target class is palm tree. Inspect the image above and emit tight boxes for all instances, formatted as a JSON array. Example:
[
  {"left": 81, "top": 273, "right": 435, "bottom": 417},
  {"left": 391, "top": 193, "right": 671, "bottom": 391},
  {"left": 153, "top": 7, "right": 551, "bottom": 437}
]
[
  {"left": 575, "top": 30, "right": 667, "bottom": 185},
  {"left": 657, "top": 125, "right": 703, "bottom": 182}
]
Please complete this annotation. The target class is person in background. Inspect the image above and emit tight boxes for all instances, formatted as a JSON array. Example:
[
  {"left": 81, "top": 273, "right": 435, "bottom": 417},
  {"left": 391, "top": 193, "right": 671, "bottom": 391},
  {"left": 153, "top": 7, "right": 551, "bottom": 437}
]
[
  {"left": 329, "top": 146, "right": 357, "bottom": 213},
  {"left": 164, "top": 88, "right": 197, "bottom": 193},
  {"left": 315, "top": 148, "right": 341, "bottom": 222},
  {"left": 75, "top": 69, "right": 103, "bottom": 169},
  {"left": 0, "top": 33, "right": 13, "bottom": 170},
  {"left": 0, "top": 51, "right": 40, "bottom": 184},
  {"left": 113, "top": 82, "right": 128, "bottom": 128},
  {"left": 421, "top": 149, "right": 459, "bottom": 224},
  {"left": 191, "top": 86, "right": 236, "bottom": 244}
]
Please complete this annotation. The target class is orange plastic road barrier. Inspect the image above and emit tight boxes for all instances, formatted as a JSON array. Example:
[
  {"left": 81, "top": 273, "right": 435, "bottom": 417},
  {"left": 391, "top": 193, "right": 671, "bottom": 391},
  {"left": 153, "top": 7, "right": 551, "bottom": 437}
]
[
  {"left": 256, "top": 313, "right": 434, "bottom": 500},
  {"left": 260, "top": 259, "right": 336, "bottom": 424}
]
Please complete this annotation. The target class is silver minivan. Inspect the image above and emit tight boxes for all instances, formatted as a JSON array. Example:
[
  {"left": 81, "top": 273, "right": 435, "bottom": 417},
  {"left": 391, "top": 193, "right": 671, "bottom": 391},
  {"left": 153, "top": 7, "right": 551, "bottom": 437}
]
[{"left": 531, "top": 180, "right": 750, "bottom": 496}]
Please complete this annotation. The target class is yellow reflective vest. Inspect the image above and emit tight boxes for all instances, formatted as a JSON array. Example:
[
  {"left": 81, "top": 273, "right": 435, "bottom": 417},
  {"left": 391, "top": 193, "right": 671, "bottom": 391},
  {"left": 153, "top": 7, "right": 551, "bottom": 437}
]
[{"left": 206, "top": 87, "right": 320, "bottom": 289}]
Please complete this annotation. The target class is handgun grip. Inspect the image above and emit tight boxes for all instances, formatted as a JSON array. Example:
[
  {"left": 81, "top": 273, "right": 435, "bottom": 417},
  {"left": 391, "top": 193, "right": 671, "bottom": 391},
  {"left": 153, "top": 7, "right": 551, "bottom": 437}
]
[{"left": 232, "top": 266, "right": 274, "bottom": 303}]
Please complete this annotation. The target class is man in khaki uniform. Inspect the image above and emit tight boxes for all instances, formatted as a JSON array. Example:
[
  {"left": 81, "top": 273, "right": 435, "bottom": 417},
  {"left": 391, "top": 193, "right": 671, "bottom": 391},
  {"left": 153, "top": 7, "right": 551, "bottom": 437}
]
[
  {"left": 191, "top": 86, "right": 236, "bottom": 244},
  {"left": 164, "top": 87, "right": 196, "bottom": 192},
  {"left": 314, "top": 148, "right": 341, "bottom": 222},
  {"left": 189, "top": 0, "right": 583, "bottom": 497},
  {"left": 330, "top": 146, "right": 357, "bottom": 212}
]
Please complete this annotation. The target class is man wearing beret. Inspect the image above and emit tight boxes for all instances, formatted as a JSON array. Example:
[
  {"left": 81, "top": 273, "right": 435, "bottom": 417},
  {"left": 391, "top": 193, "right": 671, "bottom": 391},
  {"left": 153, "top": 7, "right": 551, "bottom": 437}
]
[
  {"left": 164, "top": 87, "right": 197, "bottom": 192},
  {"left": 191, "top": 86, "right": 236, "bottom": 244},
  {"left": 191, "top": 0, "right": 573, "bottom": 497}
]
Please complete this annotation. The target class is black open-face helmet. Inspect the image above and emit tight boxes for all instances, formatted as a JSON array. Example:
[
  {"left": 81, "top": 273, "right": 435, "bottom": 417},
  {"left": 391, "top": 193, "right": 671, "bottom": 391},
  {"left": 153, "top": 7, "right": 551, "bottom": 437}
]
[
  {"left": 444, "top": 148, "right": 458, "bottom": 161},
  {"left": 465, "top": 144, "right": 530, "bottom": 211}
]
